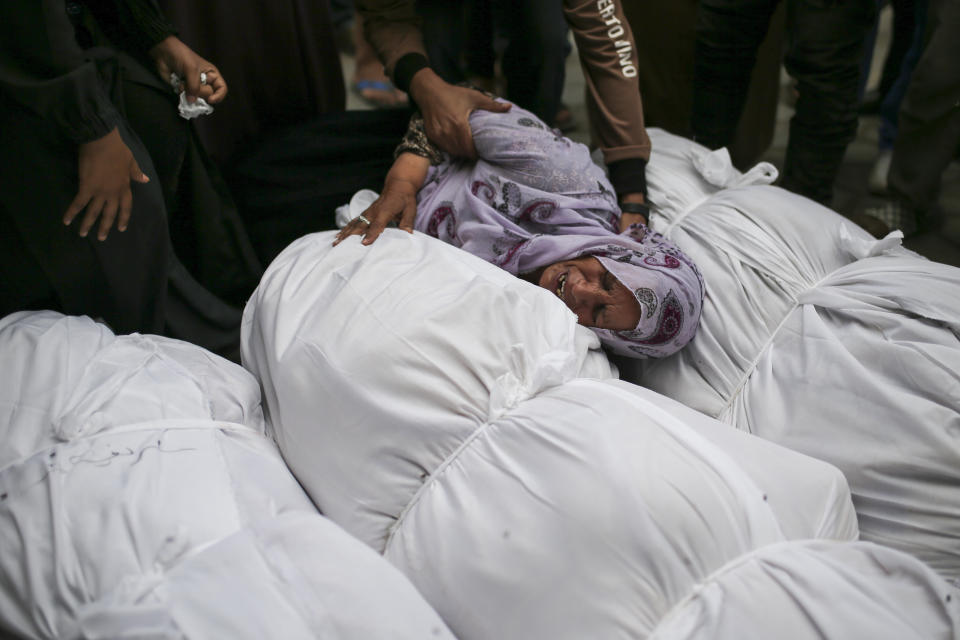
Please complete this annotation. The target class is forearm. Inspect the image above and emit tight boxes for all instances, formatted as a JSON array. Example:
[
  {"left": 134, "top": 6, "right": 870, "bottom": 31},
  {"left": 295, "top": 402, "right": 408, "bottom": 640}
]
[
  {"left": 407, "top": 66, "right": 442, "bottom": 111},
  {"left": 385, "top": 152, "right": 430, "bottom": 194},
  {"left": 334, "top": 151, "right": 427, "bottom": 246}
]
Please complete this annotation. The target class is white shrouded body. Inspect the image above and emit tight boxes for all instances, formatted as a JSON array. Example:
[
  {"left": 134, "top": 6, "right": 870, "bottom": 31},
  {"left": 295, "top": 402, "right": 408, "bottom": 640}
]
[
  {"left": 0, "top": 311, "right": 451, "bottom": 639},
  {"left": 243, "top": 229, "right": 957, "bottom": 638},
  {"left": 620, "top": 129, "right": 960, "bottom": 580}
]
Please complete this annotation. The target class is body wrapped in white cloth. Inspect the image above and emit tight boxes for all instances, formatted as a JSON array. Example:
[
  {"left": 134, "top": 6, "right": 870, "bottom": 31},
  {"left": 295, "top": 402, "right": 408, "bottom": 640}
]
[
  {"left": 243, "top": 229, "right": 959, "bottom": 639},
  {"left": 618, "top": 129, "right": 960, "bottom": 580},
  {"left": 0, "top": 311, "right": 451, "bottom": 639}
]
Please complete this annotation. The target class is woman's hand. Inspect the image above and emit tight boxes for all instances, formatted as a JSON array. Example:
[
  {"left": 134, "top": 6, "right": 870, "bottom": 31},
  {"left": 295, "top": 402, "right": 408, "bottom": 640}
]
[
  {"left": 408, "top": 69, "right": 510, "bottom": 159},
  {"left": 335, "top": 152, "right": 430, "bottom": 247},
  {"left": 334, "top": 178, "right": 419, "bottom": 247},
  {"left": 149, "top": 36, "right": 227, "bottom": 104},
  {"left": 63, "top": 127, "right": 149, "bottom": 241}
]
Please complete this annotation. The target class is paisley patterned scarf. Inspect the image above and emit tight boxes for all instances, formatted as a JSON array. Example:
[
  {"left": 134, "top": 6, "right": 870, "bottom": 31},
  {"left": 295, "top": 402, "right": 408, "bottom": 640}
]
[{"left": 412, "top": 105, "right": 703, "bottom": 358}]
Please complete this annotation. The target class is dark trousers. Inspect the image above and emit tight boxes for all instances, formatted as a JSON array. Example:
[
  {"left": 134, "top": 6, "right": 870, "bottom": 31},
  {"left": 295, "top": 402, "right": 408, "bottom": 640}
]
[
  {"left": 877, "top": 0, "right": 928, "bottom": 150},
  {"left": 0, "top": 114, "right": 169, "bottom": 335},
  {"left": 328, "top": 0, "right": 355, "bottom": 27},
  {"left": 859, "top": 0, "right": 918, "bottom": 100},
  {"left": 692, "top": 0, "right": 876, "bottom": 205},
  {"left": 888, "top": 0, "right": 960, "bottom": 213},
  {"left": 417, "top": 0, "right": 568, "bottom": 125},
  {"left": 417, "top": 0, "right": 468, "bottom": 84},
  {"left": 228, "top": 109, "right": 410, "bottom": 266},
  {"left": 499, "top": 0, "right": 569, "bottom": 126},
  {"left": 877, "top": 0, "right": 918, "bottom": 96}
]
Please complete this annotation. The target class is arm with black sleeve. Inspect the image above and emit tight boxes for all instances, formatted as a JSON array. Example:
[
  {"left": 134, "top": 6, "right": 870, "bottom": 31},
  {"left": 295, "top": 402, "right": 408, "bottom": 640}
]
[{"left": 0, "top": 0, "right": 124, "bottom": 145}]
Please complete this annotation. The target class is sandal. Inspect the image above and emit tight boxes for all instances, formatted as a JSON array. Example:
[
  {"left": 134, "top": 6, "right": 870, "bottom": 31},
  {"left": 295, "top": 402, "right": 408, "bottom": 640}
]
[{"left": 352, "top": 79, "right": 409, "bottom": 110}]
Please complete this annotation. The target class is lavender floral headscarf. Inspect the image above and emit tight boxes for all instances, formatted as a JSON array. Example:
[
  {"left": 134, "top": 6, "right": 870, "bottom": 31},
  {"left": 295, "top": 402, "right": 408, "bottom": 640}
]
[{"left": 411, "top": 104, "right": 704, "bottom": 358}]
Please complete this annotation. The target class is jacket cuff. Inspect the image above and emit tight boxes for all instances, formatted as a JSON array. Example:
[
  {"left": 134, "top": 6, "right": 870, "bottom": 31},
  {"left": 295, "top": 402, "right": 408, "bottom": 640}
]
[
  {"left": 67, "top": 73, "right": 126, "bottom": 144},
  {"left": 607, "top": 157, "right": 648, "bottom": 199},
  {"left": 393, "top": 53, "right": 429, "bottom": 95},
  {"left": 71, "top": 110, "right": 123, "bottom": 145}
]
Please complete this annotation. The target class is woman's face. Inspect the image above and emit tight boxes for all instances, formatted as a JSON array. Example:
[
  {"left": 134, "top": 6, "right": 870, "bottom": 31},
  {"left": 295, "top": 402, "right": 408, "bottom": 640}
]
[{"left": 537, "top": 256, "right": 642, "bottom": 331}]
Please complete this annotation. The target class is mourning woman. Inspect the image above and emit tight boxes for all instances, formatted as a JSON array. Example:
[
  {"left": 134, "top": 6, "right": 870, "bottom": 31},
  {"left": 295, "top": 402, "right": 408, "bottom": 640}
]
[{"left": 335, "top": 102, "right": 703, "bottom": 358}]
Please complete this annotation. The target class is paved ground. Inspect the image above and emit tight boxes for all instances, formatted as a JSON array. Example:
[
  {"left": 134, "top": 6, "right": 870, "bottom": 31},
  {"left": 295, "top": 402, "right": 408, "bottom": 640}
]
[{"left": 341, "top": 15, "right": 959, "bottom": 267}]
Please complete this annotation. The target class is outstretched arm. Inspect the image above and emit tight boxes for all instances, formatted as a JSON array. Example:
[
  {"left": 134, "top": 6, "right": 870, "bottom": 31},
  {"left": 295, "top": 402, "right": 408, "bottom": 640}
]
[{"left": 333, "top": 152, "right": 430, "bottom": 247}]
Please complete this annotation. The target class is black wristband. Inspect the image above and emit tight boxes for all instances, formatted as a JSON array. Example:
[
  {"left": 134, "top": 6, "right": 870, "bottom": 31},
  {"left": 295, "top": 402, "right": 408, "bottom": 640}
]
[
  {"left": 393, "top": 53, "right": 430, "bottom": 95},
  {"left": 607, "top": 157, "right": 648, "bottom": 200},
  {"left": 619, "top": 201, "right": 650, "bottom": 217}
]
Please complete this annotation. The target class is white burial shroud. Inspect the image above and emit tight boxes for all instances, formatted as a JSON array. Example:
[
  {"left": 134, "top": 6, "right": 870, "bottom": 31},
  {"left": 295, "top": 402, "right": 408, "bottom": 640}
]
[
  {"left": 0, "top": 310, "right": 452, "bottom": 640},
  {"left": 243, "top": 229, "right": 958, "bottom": 639},
  {"left": 619, "top": 129, "right": 960, "bottom": 580}
]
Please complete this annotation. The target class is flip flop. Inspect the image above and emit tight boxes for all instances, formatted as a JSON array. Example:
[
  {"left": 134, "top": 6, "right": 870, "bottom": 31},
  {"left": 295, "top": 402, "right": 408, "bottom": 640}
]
[{"left": 352, "top": 79, "right": 409, "bottom": 109}]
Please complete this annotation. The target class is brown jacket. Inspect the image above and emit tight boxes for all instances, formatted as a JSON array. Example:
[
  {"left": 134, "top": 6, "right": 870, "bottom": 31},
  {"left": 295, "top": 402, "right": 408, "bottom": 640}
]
[{"left": 354, "top": 0, "right": 650, "bottom": 167}]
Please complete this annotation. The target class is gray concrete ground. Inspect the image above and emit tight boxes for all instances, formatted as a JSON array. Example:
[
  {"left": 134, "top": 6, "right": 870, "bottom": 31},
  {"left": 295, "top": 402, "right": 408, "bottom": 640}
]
[{"left": 341, "top": 12, "right": 959, "bottom": 267}]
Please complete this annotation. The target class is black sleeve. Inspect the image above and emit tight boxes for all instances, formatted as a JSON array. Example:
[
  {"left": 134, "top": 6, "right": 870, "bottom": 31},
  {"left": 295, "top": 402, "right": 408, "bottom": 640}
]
[
  {"left": 0, "top": 0, "right": 122, "bottom": 144},
  {"left": 84, "top": 0, "right": 178, "bottom": 53}
]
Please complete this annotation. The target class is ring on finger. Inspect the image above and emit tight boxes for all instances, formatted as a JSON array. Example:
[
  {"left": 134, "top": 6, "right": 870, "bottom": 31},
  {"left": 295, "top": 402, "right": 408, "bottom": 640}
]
[
  {"left": 200, "top": 72, "right": 208, "bottom": 86},
  {"left": 356, "top": 214, "right": 371, "bottom": 225}
]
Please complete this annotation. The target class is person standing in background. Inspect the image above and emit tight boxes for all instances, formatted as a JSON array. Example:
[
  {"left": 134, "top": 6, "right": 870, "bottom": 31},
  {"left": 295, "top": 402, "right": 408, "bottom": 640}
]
[
  {"left": 0, "top": 0, "right": 261, "bottom": 360},
  {"left": 859, "top": 0, "right": 918, "bottom": 112},
  {"left": 158, "top": 0, "right": 346, "bottom": 168},
  {"left": 691, "top": 0, "right": 876, "bottom": 206},
  {"left": 622, "top": 0, "right": 786, "bottom": 171},
  {"left": 860, "top": 0, "right": 958, "bottom": 236},
  {"left": 862, "top": 0, "right": 927, "bottom": 195}
]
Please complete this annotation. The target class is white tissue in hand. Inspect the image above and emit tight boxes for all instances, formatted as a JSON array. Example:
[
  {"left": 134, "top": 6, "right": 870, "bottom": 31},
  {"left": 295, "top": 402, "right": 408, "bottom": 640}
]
[
  {"left": 169, "top": 72, "right": 214, "bottom": 120},
  {"left": 178, "top": 92, "right": 214, "bottom": 119}
]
